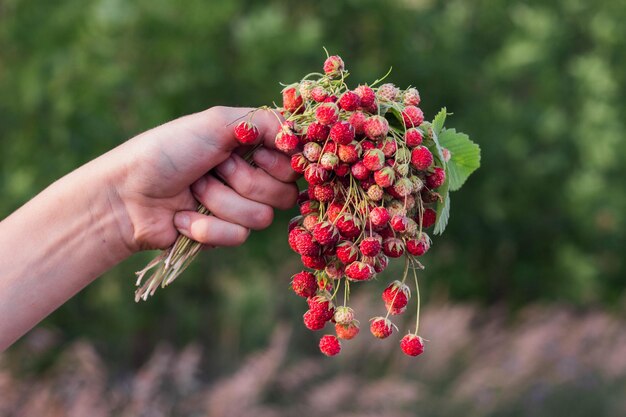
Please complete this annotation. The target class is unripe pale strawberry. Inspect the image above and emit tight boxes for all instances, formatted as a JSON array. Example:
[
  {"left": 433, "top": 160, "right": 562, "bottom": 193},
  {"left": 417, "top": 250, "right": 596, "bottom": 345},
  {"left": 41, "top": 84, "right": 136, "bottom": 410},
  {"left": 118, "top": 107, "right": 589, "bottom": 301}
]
[
  {"left": 336, "top": 213, "right": 362, "bottom": 239},
  {"left": 378, "top": 138, "right": 397, "bottom": 158},
  {"left": 374, "top": 166, "right": 396, "bottom": 188},
  {"left": 338, "top": 91, "right": 361, "bottom": 111},
  {"left": 386, "top": 200, "right": 407, "bottom": 218},
  {"left": 383, "top": 237, "right": 405, "bottom": 258},
  {"left": 369, "top": 207, "right": 390, "bottom": 228},
  {"left": 348, "top": 111, "right": 368, "bottom": 135},
  {"left": 411, "top": 146, "right": 433, "bottom": 171},
  {"left": 363, "top": 115, "right": 389, "bottom": 141},
  {"left": 329, "top": 121, "right": 355, "bottom": 145},
  {"left": 338, "top": 142, "right": 360, "bottom": 164},
  {"left": 382, "top": 280, "right": 411, "bottom": 309},
  {"left": 420, "top": 208, "right": 437, "bottom": 229},
  {"left": 426, "top": 166, "right": 446, "bottom": 189},
  {"left": 410, "top": 175, "right": 424, "bottom": 193},
  {"left": 291, "top": 271, "right": 318, "bottom": 298},
  {"left": 325, "top": 262, "right": 344, "bottom": 280},
  {"left": 323, "top": 55, "right": 345, "bottom": 77},
  {"left": 363, "top": 149, "right": 385, "bottom": 171},
  {"left": 395, "top": 147, "right": 412, "bottom": 164},
  {"left": 345, "top": 261, "right": 375, "bottom": 281},
  {"left": 315, "top": 103, "right": 340, "bottom": 125},
  {"left": 403, "top": 87, "right": 421, "bottom": 106},
  {"left": 275, "top": 130, "right": 299, "bottom": 153},
  {"left": 299, "top": 80, "right": 314, "bottom": 101},
  {"left": 405, "top": 128, "right": 423, "bottom": 147},
  {"left": 406, "top": 232, "right": 431, "bottom": 256},
  {"left": 312, "top": 221, "right": 340, "bottom": 246},
  {"left": 336, "top": 240, "right": 359, "bottom": 264},
  {"left": 319, "top": 334, "right": 341, "bottom": 356},
  {"left": 310, "top": 86, "right": 329, "bottom": 102},
  {"left": 401, "top": 105, "right": 424, "bottom": 127},
  {"left": 392, "top": 177, "right": 414, "bottom": 197},
  {"left": 370, "top": 317, "right": 395, "bottom": 339},
  {"left": 360, "top": 236, "right": 382, "bottom": 257},
  {"left": 303, "top": 310, "right": 326, "bottom": 331},
  {"left": 400, "top": 334, "right": 425, "bottom": 356},
  {"left": 303, "top": 142, "right": 322, "bottom": 162},
  {"left": 354, "top": 85, "right": 376, "bottom": 108},
  {"left": 333, "top": 306, "right": 355, "bottom": 325},
  {"left": 304, "top": 163, "right": 330, "bottom": 185},
  {"left": 320, "top": 153, "right": 339, "bottom": 170},
  {"left": 290, "top": 153, "right": 308, "bottom": 174},
  {"left": 367, "top": 184, "right": 384, "bottom": 201},
  {"left": 335, "top": 320, "right": 360, "bottom": 340},
  {"left": 442, "top": 147, "right": 452, "bottom": 162},
  {"left": 404, "top": 218, "right": 418, "bottom": 237},
  {"left": 306, "top": 122, "right": 330, "bottom": 143},
  {"left": 282, "top": 86, "right": 304, "bottom": 113},
  {"left": 394, "top": 163, "right": 410, "bottom": 177},
  {"left": 377, "top": 83, "right": 400, "bottom": 102},
  {"left": 351, "top": 161, "right": 371, "bottom": 181},
  {"left": 234, "top": 121, "right": 260, "bottom": 144}
]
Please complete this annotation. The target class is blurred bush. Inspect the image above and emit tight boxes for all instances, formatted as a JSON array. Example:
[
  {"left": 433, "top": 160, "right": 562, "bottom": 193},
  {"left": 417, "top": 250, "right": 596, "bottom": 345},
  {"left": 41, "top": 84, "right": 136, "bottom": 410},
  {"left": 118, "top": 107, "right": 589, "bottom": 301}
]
[{"left": 1, "top": 0, "right": 625, "bottom": 367}]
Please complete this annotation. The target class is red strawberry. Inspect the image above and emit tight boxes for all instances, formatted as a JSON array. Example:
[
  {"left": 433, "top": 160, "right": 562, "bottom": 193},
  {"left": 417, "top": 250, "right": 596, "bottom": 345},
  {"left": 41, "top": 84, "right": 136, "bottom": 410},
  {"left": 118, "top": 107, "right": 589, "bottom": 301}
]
[
  {"left": 310, "top": 86, "right": 329, "bottom": 102},
  {"left": 290, "top": 153, "right": 308, "bottom": 174},
  {"left": 348, "top": 110, "right": 368, "bottom": 135},
  {"left": 383, "top": 237, "right": 405, "bottom": 258},
  {"left": 288, "top": 216, "right": 303, "bottom": 232},
  {"left": 391, "top": 215, "right": 409, "bottom": 233},
  {"left": 301, "top": 255, "right": 326, "bottom": 270},
  {"left": 378, "top": 138, "right": 397, "bottom": 158},
  {"left": 319, "top": 334, "right": 341, "bottom": 356},
  {"left": 401, "top": 105, "right": 424, "bottom": 127},
  {"left": 322, "top": 141, "right": 337, "bottom": 154},
  {"left": 333, "top": 306, "right": 355, "bottom": 325},
  {"left": 338, "top": 142, "right": 361, "bottom": 164},
  {"left": 335, "top": 320, "right": 360, "bottom": 340},
  {"left": 306, "top": 122, "right": 330, "bottom": 142},
  {"left": 295, "top": 232, "right": 321, "bottom": 256},
  {"left": 361, "top": 140, "right": 376, "bottom": 151},
  {"left": 374, "top": 253, "right": 389, "bottom": 273},
  {"left": 351, "top": 161, "right": 371, "bottom": 181},
  {"left": 288, "top": 226, "right": 307, "bottom": 253},
  {"left": 363, "top": 149, "right": 385, "bottom": 171},
  {"left": 312, "top": 221, "right": 340, "bottom": 246},
  {"left": 370, "top": 317, "right": 395, "bottom": 339},
  {"left": 403, "top": 87, "right": 421, "bottom": 106},
  {"left": 323, "top": 55, "right": 345, "bottom": 77},
  {"left": 420, "top": 208, "right": 437, "bottom": 229},
  {"left": 315, "top": 102, "right": 340, "bottom": 126},
  {"left": 275, "top": 130, "right": 299, "bottom": 153},
  {"left": 338, "top": 91, "right": 361, "bottom": 111},
  {"left": 369, "top": 207, "right": 390, "bottom": 228},
  {"left": 367, "top": 184, "right": 384, "bottom": 201},
  {"left": 336, "top": 213, "right": 362, "bottom": 239},
  {"left": 334, "top": 163, "right": 351, "bottom": 177},
  {"left": 400, "top": 334, "right": 425, "bottom": 356},
  {"left": 345, "top": 261, "right": 375, "bottom": 281},
  {"left": 329, "top": 121, "right": 355, "bottom": 145},
  {"left": 327, "top": 202, "right": 345, "bottom": 223},
  {"left": 304, "top": 163, "right": 330, "bottom": 185},
  {"left": 377, "top": 83, "right": 400, "bottom": 102},
  {"left": 382, "top": 280, "right": 410, "bottom": 310},
  {"left": 233, "top": 121, "right": 260, "bottom": 144},
  {"left": 282, "top": 86, "right": 303, "bottom": 113},
  {"left": 302, "top": 213, "right": 320, "bottom": 231},
  {"left": 312, "top": 183, "right": 335, "bottom": 202},
  {"left": 374, "top": 166, "right": 396, "bottom": 188},
  {"left": 406, "top": 233, "right": 431, "bottom": 256},
  {"left": 405, "top": 128, "right": 423, "bottom": 147},
  {"left": 336, "top": 240, "right": 359, "bottom": 264},
  {"left": 299, "top": 200, "right": 319, "bottom": 216},
  {"left": 324, "top": 262, "right": 344, "bottom": 280},
  {"left": 360, "top": 236, "right": 382, "bottom": 257},
  {"left": 291, "top": 271, "right": 318, "bottom": 298},
  {"left": 324, "top": 95, "right": 338, "bottom": 103},
  {"left": 303, "top": 310, "right": 326, "bottom": 331},
  {"left": 308, "top": 293, "right": 335, "bottom": 321},
  {"left": 426, "top": 166, "right": 446, "bottom": 189},
  {"left": 410, "top": 146, "right": 433, "bottom": 171},
  {"left": 354, "top": 85, "right": 376, "bottom": 108},
  {"left": 363, "top": 115, "right": 389, "bottom": 141}
]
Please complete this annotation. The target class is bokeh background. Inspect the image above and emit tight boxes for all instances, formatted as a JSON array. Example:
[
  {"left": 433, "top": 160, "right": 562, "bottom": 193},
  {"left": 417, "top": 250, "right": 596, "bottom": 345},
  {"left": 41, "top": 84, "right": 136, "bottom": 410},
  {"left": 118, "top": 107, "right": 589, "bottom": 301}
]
[{"left": 1, "top": 0, "right": 626, "bottom": 416}]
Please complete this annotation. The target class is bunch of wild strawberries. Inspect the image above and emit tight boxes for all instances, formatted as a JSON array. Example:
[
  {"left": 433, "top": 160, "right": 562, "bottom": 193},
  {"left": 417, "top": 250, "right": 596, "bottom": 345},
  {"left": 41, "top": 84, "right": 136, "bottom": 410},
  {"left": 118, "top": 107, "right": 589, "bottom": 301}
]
[{"left": 234, "top": 54, "right": 450, "bottom": 357}]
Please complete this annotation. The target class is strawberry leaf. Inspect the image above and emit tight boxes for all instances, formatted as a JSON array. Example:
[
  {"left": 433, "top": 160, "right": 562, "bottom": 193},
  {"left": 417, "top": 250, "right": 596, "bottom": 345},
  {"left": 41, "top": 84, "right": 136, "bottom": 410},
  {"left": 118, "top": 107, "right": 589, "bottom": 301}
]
[
  {"left": 432, "top": 107, "right": 447, "bottom": 136},
  {"left": 438, "top": 128, "right": 481, "bottom": 192}
]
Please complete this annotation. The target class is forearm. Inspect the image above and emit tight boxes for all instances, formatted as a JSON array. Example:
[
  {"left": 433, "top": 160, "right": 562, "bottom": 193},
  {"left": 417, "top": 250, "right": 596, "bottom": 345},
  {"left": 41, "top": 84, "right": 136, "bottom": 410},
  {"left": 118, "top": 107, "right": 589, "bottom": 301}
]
[{"left": 0, "top": 152, "right": 133, "bottom": 350}]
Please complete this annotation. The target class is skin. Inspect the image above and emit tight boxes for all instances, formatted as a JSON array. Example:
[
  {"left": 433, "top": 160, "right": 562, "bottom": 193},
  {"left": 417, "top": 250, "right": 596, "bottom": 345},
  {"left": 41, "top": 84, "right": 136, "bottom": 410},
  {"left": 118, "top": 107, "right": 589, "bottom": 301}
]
[{"left": 0, "top": 106, "right": 298, "bottom": 351}]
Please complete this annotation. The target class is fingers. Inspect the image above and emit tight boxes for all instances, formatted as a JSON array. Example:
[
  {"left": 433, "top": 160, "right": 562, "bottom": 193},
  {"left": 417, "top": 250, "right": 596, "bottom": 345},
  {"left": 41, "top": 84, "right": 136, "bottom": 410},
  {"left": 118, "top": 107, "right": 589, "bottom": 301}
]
[
  {"left": 191, "top": 175, "right": 274, "bottom": 230},
  {"left": 174, "top": 211, "right": 250, "bottom": 247},
  {"left": 252, "top": 147, "right": 300, "bottom": 183},
  {"left": 214, "top": 154, "right": 298, "bottom": 210}
]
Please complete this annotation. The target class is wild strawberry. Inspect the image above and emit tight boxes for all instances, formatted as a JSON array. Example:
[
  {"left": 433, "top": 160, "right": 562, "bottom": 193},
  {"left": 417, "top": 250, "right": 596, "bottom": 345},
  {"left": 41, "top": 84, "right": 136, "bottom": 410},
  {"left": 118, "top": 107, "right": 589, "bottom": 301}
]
[
  {"left": 303, "top": 142, "right": 322, "bottom": 162},
  {"left": 406, "top": 233, "right": 431, "bottom": 256},
  {"left": 345, "top": 261, "right": 375, "bottom": 281},
  {"left": 275, "top": 130, "right": 299, "bottom": 154},
  {"left": 338, "top": 91, "right": 361, "bottom": 111},
  {"left": 322, "top": 141, "right": 337, "bottom": 154},
  {"left": 392, "top": 177, "right": 414, "bottom": 197},
  {"left": 377, "top": 83, "right": 400, "bottom": 102},
  {"left": 351, "top": 161, "right": 371, "bottom": 181},
  {"left": 310, "top": 86, "right": 329, "bottom": 102},
  {"left": 386, "top": 200, "right": 407, "bottom": 218},
  {"left": 400, "top": 334, "right": 425, "bottom": 356},
  {"left": 403, "top": 88, "right": 421, "bottom": 106},
  {"left": 382, "top": 280, "right": 410, "bottom": 310},
  {"left": 295, "top": 232, "right": 321, "bottom": 256},
  {"left": 291, "top": 271, "right": 318, "bottom": 298},
  {"left": 411, "top": 146, "right": 433, "bottom": 171},
  {"left": 391, "top": 215, "right": 409, "bottom": 233},
  {"left": 336, "top": 213, "right": 361, "bottom": 239},
  {"left": 370, "top": 317, "right": 395, "bottom": 339},
  {"left": 303, "top": 213, "right": 320, "bottom": 231},
  {"left": 401, "top": 105, "right": 424, "bottom": 128},
  {"left": 395, "top": 147, "right": 412, "bottom": 164},
  {"left": 315, "top": 103, "right": 340, "bottom": 126},
  {"left": 378, "top": 138, "right": 397, "bottom": 158},
  {"left": 367, "top": 184, "right": 384, "bottom": 201},
  {"left": 354, "top": 85, "right": 376, "bottom": 108},
  {"left": 320, "top": 153, "right": 339, "bottom": 170},
  {"left": 306, "top": 122, "right": 330, "bottom": 143},
  {"left": 335, "top": 320, "right": 360, "bottom": 340},
  {"left": 304, "top": 163, "right": 330, "bottom": 185},
  {"left": 374, "top": 253, "right": 389, "bottom": 273},
  {"left": 393, "top": 163, "right": 410, "bottom": 178},
  {"left": 360, "top": 236, "right": 382, "bottom": 257},
  {"left": 421, "top": 208, "right": 437, "bottom": 229},
  {"left": 303, "top": 310, "right": 327, "bottom": 331},
  {"left": 335, "top": 163, "right": 350, "bottom": 177},
  {"left": 363, "top": 149, "right": 385, "bottom": 171},
  {"left": 325, "top": 95, "right": 338, "bottom": 103},
  {"left": 348, "top": 111, "right": 368, "bottom": 135},
  {"left": 288, "top": 226, "right": 307, "bottom": 253},
  {"left": 421, "top": 189, "right": 441, "bottom": 204},
  {"left": 363, "top": 115, "right": 389, "bottom": 141},
  {"left": 369, "top": 207, "right": 390, "bottom": 228},
  {"left": 338, "top": 142, "right": 361, "bottom": 164},
  {"left": 329, "top": 121, "right": 355, "bottom": 145},
  {"left": 327, "top": 202, "right": 345, "bottom": 222},
  {"left": 410, "top": 175, "right": 424, "bottom": 193},
  {"left": 299, "top": 200, "right": 319, "bottom": 216},
  {"left": 288, "top": 216, "right": 303, "bottom": 232},
  {"left": 312, "top": 183, "right": 335, "bottom": 202},
  {"left": 319, "top": 334, "right": 341, "bottom": 356},
  {"left": 282, "top": 86, "right": 304, "bottom": 113},
  {"left": 290, "top": 153, "right": 308, "bottom": 174},
  {"left": 336, "top": 240, "right": 359, "bottom": 264},
  {"left": 360, "top": 176, "right": 375, "bottom": 191},
  {"left": 426, "top": 166, "right": 446, "bottom": 189},
  {"left": 374, "top": 166, "right": 396, "bottom": 188},
  {"left": 301, "top": 255, "right": 326, "bottom": 270},
  {"left": 383, "top": 237, "right": 405, "bottom": 258},
  {"left": 312, "top": 221, "right": 339, "bottom": 246},
  {"left": 308, "top": 293, "right": 335, "bottom": 321},
  {"left": 325, "top": 262, "right": 344, "bottom": 280},
  {"left": 299, "top": 80, "right": 314, "bottom": 101},
  {"left": 333, "top": 306, "right": 355, "bottom": 325},
  {"left": 404, "top": 218, "right": 418, "bottom": 237},
  {"left": 405, "top": 128, "right": 423, "bottom": 147},
  {"left": 323, "top": 55, "right": 345, "bottom": 77},
  {"left": 234, "top": 121, "right": 260, "bottom": 144}
]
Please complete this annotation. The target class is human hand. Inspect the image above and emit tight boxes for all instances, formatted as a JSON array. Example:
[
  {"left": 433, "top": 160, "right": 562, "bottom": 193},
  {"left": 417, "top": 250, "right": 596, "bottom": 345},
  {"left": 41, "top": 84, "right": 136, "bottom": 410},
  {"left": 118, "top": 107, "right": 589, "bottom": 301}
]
[{"left": 109, "top": 106, "right": 299, "bottom": 253}]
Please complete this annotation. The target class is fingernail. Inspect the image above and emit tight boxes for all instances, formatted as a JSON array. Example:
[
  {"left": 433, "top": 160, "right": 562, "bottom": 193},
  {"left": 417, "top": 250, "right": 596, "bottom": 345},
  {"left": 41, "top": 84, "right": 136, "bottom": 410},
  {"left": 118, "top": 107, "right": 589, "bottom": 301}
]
[
  {"left": 217, "top": 157, "right": 236, "bottom": 176},
  {"left": 174, "top": 212, "right": 190, "bottom": 231},
  {"left": 254, "top": 148, "right": 276, "bottom": 167}
]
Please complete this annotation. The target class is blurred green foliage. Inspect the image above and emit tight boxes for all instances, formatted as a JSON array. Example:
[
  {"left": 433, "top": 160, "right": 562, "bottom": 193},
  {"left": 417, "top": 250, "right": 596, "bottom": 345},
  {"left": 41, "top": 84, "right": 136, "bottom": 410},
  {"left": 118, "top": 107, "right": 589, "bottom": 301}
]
[{"left": 1, "top": 0, "right": 625, "bottom": 364}]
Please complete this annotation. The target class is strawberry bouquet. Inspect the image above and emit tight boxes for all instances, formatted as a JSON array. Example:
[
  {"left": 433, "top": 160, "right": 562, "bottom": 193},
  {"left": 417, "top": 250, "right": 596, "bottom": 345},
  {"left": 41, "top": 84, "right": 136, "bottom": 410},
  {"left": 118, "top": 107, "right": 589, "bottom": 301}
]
[{"left": 136, "top": 52, "right": 480, "bottom": 357}]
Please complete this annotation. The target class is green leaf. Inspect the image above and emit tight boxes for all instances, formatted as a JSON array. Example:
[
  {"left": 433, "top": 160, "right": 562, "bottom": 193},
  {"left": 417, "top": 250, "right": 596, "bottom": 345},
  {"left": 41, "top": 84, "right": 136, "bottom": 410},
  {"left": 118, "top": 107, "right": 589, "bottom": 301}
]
[
  {"left": 438, "top": 128, "right": 481, "bottom": 192},
  {"left": 432, "top": 107, "right": 447, "bottom": 136},
  {"left": 433, "top": 178, "right": 450, "bottom": 235}
]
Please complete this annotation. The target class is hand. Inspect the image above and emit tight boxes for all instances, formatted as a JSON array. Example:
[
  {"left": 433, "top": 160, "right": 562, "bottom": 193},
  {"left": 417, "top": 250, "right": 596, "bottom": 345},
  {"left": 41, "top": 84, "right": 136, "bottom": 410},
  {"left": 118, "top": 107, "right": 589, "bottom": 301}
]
[{"left": 111, "top": 106, "right": 299, "bottom": 252}]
